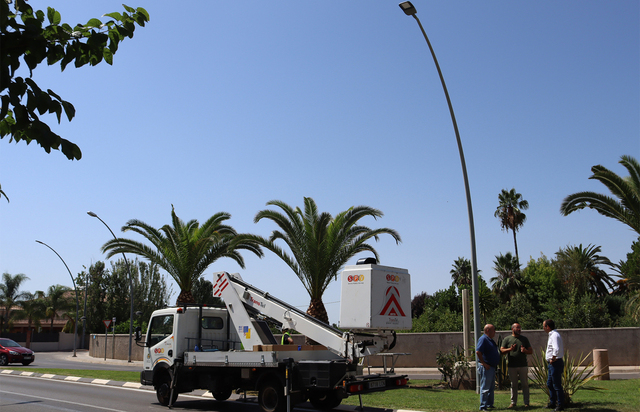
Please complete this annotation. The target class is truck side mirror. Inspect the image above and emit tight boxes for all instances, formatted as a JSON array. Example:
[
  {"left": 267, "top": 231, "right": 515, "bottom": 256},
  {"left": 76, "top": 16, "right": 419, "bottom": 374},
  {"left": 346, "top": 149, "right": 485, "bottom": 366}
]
[{"left": 134, "top": 326, "right": 141, "bottom": 342}]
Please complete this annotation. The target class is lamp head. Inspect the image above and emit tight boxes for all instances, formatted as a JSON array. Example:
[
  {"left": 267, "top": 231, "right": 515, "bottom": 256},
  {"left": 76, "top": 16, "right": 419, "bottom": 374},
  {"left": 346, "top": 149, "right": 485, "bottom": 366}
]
[
  {"left": 87, "top": 211, "right": 97, "bottom": 217},
  {"left": 399, "top": 1, "right": 417, "bottom": 16}
]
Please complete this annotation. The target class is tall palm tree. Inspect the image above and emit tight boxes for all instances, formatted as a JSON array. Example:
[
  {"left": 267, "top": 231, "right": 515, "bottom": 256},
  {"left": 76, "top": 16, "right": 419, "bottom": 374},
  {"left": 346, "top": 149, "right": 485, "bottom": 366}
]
[
  {"left": 554, "top": 244, "right": 615, "bottom": 297},
  {"left": 43, "top": 284, "right": 72, "bottom": 332},
  {"left": 15, "top": 292, "right": 46, "bottom": 348},
  {"left": 0, "top": 272, "right": 29, "bottom": 332},
  {"left": 253, "top": 197, "right": 401, "bottom": 324},
  {"left": 450, "top": 257, "right": 481, "bottom": 290},
  {"left": 490, "top": 252, "right": 523, "bottom": 301},
  {"left": 494, "top": 188, "right": 529, "bottom": 264},
  {"left": 560, "top": 155, "right": 640, "bottom": 235},
  {"left": 101, "top": 206, "right": 263, "bottom": 305}
]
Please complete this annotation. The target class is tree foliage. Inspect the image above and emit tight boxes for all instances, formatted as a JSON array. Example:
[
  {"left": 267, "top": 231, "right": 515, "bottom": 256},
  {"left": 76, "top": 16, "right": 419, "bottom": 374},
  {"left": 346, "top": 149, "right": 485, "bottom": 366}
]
[
  {"left": 0, "top": 272, "right": 29, "bottom": 332},
  {"left": 253, "top": 197, "right": 401, "bottom": 324},
  {"left": 560, "top": 155, "right": 640, "bottom": 235},
  {"left": 1, "top": 0, "right": 149, "bottom": 160},
  {"left": 101, "top": 206, "right": 262, "bottom": 305}
]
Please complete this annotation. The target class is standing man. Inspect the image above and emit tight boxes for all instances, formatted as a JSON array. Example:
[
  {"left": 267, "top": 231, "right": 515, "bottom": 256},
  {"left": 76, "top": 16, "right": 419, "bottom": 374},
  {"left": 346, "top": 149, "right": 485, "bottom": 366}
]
[
  {"left": 501, "top": 323, "right": 533, "bottom": 408},
  {"left": 476, "top": 324, "right": 500, "bottom": 411},
  {"left": 544, "top": 319, "right": 564, "bottom": 411}
]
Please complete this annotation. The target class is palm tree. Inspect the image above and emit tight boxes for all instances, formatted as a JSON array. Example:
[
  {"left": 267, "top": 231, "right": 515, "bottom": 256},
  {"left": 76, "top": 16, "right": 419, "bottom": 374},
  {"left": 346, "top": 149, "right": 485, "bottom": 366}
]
[
  {"left": 0, "top": 184, "right": 8, "bottom": 203},
  {"left": 494, "top": 188, "right": 529, "bottom": 264},
  {"left": 43, "top": 284, "right": 72, "bottom": 332},
  {"left": 554, "top": 244, "right": 615, "bottom": 297},
  {"left": 560, "top": 155, "right": 640, "bottom": 235},
  {"left": 253, "top": 197, "right": 401, "bottom": 324},
  {"left": 15, "top": 292, "right": 46, "bottom": 348},
  {"left": 490, "top": 252, "right": 523, "bottom": 301},
  {"left": 0, "top": 272, "right": 29, "bottom": 332},
  {"left": 450, "top": 257, "right": 481, "bottom": 290},
  {"left": 101, "top": 206, "right": 263, "bottom": 305}
]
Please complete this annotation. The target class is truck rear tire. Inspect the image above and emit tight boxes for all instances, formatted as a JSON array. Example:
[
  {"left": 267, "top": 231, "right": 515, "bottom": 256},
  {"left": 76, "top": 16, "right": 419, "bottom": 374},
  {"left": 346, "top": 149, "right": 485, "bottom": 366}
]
[
  {"left": 156, "top": 375, "right": 178, "bottom": 406},
  {"left": 213, "top": 387, "right": 232, "bottom": 401},
  {"left": 309, "top": 390, "right": 342, "bottom": 410},
  {"left": 258, "top": 381, "right": 286, "bottom": 412}
]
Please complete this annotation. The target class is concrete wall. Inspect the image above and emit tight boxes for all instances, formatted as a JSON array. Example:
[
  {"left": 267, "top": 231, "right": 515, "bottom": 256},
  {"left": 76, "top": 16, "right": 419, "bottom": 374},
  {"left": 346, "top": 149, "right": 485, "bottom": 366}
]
[
  {"left": 88, "top": 327, "right": 640, "bottom": 367},
  {"left": 15, "top": 332, "right": 84, "bottom": 352},
  {"left": 371, "top": 327, "right": 640, "bottom": 367},
  {"left": 89, "top": 334, "right": 144, "bottom": 361}
]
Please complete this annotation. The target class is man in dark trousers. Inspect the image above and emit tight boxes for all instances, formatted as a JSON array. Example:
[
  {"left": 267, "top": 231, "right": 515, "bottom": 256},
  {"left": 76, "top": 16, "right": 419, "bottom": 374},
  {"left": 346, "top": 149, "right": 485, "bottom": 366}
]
[
  {"left": 501, "top": 322, "right": 533, "bottom": 408},
  {"left": 544, "top": 319, "right": 564, "bottom": 411},
  {"left": 476, "top": 324, "right": 500, "bottom": 411}
]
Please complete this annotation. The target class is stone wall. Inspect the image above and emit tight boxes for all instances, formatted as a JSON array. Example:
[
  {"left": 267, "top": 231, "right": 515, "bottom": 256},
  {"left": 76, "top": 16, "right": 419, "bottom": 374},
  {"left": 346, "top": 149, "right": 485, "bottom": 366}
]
[{"left": 88, "top": 327, "right": 640, "bottom": 366}]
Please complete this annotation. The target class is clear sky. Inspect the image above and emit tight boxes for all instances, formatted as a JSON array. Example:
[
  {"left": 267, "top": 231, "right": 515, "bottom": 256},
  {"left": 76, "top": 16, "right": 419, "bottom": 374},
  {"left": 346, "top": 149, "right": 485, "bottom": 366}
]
[{"left": 1, "top": 1, "right": 638, "bottom": 326}]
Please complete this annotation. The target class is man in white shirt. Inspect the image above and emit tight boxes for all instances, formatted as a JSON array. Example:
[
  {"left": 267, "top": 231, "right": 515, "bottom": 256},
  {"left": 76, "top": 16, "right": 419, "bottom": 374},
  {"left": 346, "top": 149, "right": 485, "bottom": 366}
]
[{"left": 543, "top": 319, "right": 564, "bottom": 411}]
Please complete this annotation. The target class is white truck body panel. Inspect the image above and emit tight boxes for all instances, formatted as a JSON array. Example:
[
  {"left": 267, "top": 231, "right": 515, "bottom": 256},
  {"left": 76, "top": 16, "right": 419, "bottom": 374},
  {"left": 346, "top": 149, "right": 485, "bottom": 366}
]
[{"left": 339, "top": 264, "right": 412, "bottom": 330}]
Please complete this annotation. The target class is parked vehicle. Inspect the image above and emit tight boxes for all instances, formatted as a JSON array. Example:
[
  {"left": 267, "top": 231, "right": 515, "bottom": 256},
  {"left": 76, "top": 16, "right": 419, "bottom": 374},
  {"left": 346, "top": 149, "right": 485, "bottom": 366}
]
[
  {"left": 0, "top": 338, "right": 35, "bottom": 366},
  {"left": 137, "top": 261, "right": 412, "bottom": 412}
]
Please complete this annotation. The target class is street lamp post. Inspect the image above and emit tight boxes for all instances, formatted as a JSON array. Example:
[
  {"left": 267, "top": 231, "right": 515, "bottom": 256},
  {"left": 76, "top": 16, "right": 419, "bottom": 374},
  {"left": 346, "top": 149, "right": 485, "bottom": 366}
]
[
  {"left": 87, "top": 211, "right": 135, "bottom": 363},
  {"left": 36, "top": 240, "right": 80, "bottom": 357},
  {"left": 398, "top": 1, "right": 482, "bottom": 389}
]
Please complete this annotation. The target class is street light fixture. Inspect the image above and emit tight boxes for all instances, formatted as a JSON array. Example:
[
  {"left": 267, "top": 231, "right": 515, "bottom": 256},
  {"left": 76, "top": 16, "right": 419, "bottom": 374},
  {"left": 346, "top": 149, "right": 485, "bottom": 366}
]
[
  {"left": 36, "top": 240, "right": 80, "bottom": 357},
  {"left": 398, "top": 0, "right": 482, "bottom": 387},
  {"left": 87, "top": 211, "right": 135, "bottom": 363}
]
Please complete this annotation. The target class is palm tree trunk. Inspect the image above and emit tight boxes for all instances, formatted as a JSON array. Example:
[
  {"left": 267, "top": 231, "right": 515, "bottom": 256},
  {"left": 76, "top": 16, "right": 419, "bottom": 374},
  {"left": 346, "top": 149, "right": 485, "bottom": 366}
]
[
  {"left": 175, "top": 289, "right": 195, "bottom": 305},
  {"left": 305, "top": 298, "right": 329, "bottom": 345},
  {"left": 512, "top": 230, "right": 519, "bottom": 264}
]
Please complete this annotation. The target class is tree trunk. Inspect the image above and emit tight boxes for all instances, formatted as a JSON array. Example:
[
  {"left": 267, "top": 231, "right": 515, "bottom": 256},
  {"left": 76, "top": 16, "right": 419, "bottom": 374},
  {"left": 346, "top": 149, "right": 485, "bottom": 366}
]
[
  {"left": 175, "top": 289, "right": 195, "bottom": 305},
  {"left": 305, "top": 298, "right": 328, "bottom": 345}
]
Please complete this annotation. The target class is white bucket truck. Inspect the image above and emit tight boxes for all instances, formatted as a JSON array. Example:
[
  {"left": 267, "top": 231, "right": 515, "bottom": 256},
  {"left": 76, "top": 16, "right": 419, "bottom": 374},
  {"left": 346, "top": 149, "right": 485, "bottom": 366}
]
[{"left": 137, "top": 259, "right": 411, "bottom": 412}]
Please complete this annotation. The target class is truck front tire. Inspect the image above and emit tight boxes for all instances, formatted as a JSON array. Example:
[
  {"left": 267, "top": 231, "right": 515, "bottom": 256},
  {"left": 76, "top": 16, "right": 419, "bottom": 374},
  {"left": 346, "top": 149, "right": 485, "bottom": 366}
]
[{"left": 156, "top": 375, "right": 178, "bottom": 406}]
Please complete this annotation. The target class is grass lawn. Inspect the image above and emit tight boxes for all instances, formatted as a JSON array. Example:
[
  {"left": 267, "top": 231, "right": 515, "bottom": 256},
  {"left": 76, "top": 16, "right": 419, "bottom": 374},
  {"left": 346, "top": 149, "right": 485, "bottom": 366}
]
[
  {"left": 342, "top": 379, "right": 640, "bottom": 412},
  {"left": 3, "top": 367, "right": 639, "bottom": 411}
]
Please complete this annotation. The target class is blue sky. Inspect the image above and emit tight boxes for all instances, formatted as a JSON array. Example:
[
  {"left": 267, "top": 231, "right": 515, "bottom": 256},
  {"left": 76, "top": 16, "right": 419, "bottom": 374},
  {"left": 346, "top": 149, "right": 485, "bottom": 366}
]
[{"left": 1, "top": 1, "right": 638, "bottom": 326}]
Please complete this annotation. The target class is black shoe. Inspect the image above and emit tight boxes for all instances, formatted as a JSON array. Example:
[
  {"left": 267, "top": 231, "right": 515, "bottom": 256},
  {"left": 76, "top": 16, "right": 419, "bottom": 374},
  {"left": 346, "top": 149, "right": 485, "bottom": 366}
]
[{"left": 546, "top": 403, "right": 556, "bottom": 409}]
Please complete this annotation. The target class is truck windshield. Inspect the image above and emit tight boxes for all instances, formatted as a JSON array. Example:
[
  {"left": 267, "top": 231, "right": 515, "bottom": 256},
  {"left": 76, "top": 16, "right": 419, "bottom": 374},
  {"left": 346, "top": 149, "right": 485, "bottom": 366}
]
[{"left": 148, "top": 314, "right": 174, "bottom": 346}]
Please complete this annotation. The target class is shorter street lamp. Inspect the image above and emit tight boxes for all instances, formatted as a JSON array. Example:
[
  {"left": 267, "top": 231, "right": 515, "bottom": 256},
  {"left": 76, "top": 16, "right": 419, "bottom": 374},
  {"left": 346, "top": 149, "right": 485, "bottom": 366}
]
[
  {"left": 87, "top": 211, "right": 135, "bottom": 363},
  {"left": 36, "top": 240, "right": 79, "bottom": 357}
]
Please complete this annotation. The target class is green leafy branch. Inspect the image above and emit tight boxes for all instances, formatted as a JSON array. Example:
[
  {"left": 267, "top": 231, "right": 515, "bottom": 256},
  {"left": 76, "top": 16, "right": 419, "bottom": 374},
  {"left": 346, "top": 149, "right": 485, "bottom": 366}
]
[{"left": 1, "top": 0, "right": 149, "bottom": 160}]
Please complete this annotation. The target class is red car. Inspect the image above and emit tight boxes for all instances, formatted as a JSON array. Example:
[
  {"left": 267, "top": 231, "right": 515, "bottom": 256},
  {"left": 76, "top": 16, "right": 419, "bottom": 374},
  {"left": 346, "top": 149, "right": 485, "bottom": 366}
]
[{"left": 0, "top": 338, "right": 35, "bottom": 366}]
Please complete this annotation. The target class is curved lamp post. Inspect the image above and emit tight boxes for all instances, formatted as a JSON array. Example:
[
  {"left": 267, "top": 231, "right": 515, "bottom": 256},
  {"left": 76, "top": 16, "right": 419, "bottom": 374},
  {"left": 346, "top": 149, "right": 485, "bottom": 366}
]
[
  {"left": 36, "top": 240, "right": 80, "bottom": 357},
  {"left": 87, "top": 211, "right": 135, "bottom": 363},
  {"left": 398, "top": 1, "right": 481, "bottom": 386}
]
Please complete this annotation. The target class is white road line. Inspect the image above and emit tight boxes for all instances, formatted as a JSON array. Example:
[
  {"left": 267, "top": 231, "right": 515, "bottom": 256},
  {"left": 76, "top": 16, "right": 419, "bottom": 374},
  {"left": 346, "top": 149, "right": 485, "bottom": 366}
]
[
  {"left": 92, "top": 378, "right": 111, "bottom": 384},
  {"left": 0, "top": 390, "right": 130, "bottom": 412},
  {"left": 122, "top": 382, "right": 142, "bottom": 388}
]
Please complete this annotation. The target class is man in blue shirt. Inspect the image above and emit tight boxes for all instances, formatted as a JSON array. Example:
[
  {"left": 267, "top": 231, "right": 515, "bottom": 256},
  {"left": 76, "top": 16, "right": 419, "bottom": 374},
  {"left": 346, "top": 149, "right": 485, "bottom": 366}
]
[{"left": 476, "top": 324, "right": 500, "bottom": 411}]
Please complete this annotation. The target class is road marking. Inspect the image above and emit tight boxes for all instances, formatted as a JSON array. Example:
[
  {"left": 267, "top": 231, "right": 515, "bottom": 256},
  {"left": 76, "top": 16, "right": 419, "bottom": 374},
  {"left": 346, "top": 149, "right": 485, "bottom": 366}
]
[
  {"left": 20, "top": 371, "right": 34, "bottom": 376},
  {"left": 64, "top": 376, "right": 82, "bottom": 381},
  {"left": 92, "top": 378, "right": 111, "bottom": 384},
  {"left": 1, "top": 369, "right": 13, "bottom": 374},
  {"left": 0, "top": 390, "right": 130, "bottom": 412},
  {"left": 41, "top": 373, "right": 56, "bottom": 378},
  {"left": 122, "top": 382, "right": 142, "bottom": 388}
]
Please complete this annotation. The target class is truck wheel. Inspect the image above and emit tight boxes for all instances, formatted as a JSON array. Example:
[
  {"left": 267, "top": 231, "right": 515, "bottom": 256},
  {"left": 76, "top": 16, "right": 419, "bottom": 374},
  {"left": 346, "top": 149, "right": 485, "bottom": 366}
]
[
  {"left": 309, "top": 390, "right": 342, "bottom": 410},
  {"left": 156, "top": 376, "right": 178, "bottom": 406},
  {"left": 212, "top": 387, "right": 232, "bottom": 401},
  {"left": 258, "top": 381, "right": 286, "bottom": 412}
]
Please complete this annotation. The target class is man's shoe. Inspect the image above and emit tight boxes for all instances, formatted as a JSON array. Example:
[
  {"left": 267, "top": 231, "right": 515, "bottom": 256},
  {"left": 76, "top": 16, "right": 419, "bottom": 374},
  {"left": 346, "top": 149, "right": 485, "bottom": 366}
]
[
  {"left": 546, "top": 404, "right": 556, "bottom": 409},
  {"left": 524, "top": 405, "right": 530, "bottom": 408},
  {"left": 554, "top": 407, "right": 563, "bottom": 412},
  {"left": 508, "top": 404, "right": 515, "bottom": 409}
]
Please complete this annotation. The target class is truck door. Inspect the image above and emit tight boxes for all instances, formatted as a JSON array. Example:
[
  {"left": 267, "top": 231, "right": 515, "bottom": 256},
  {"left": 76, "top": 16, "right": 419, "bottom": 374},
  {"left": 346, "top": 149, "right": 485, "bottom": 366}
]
[{"left": 145, "top": 314, "right": 175, "bottom": 370}]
